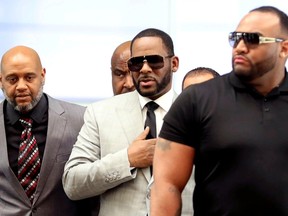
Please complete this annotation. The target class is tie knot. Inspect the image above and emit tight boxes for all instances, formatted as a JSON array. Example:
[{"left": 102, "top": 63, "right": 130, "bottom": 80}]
[
  {"left": 19, "top": 118, "right": 33, "bottom": 128},
  {"left": 146, "top": 101, "right": 159, "bottom": 112}
]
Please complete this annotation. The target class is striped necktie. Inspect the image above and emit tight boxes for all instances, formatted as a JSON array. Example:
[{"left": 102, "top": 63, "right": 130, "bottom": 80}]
[{"left": 18, "top": 117, "right": 41, "bottom": 202}]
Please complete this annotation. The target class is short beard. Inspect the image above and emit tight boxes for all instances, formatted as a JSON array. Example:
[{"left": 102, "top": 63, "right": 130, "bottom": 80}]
[
  {"left": 2, "top": 83, "right": 44, "bottom": 113},
  {"left": 232, "top": 54, "right": 276, "bottom": 83},
  {"left": 133, "top": 67, "right": 173, "bottom": 98}
]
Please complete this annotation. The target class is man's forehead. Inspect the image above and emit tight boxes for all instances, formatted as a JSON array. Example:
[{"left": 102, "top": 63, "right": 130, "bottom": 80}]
[
  {"left": 131, "top": 37, "right": 166, "bottom": 57},
  {"left": 237, "top": 11, "right": 280, "bottom": 33}
]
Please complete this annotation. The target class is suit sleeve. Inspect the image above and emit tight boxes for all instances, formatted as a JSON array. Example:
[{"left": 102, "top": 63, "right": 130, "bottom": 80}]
[{"left": 62, "top": 103, "right": 136, "bottom": 200}]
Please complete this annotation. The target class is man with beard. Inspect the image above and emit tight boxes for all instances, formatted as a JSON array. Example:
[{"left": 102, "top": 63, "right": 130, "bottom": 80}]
[
  {"left": 63, "top": 28, "right": 180, "bottom": 216},
  {"left": 146, "top": 67, "right": 221, "bottom": 216},
  {"left": 0, "top": 45, "right": 99, "bottom": 215},
  {"left": 151, "top": 6, "right": 288, "bottom": 216},
  {"left": 111, "top": 40, "right": 135, "bottom": 95}
]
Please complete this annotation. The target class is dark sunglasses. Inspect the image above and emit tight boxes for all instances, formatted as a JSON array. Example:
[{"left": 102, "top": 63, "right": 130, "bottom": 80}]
[
  {"left": 127, "top": 55, "right": 173, "bottom": 72},
  {"left": 229, "top": 32, "right": 284, "bottom": 47}
]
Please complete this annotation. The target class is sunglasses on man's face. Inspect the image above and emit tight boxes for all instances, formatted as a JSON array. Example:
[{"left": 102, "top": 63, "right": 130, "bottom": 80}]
[
  {"left": 127, "top": 55, "right": 173, "bottom": 72},
  {"left": 228, "top": 32, "right": 284, "bottom": 47}
]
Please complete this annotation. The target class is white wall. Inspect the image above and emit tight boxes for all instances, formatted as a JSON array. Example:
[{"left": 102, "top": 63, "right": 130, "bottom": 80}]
[{"left": 0, "top": 0, "right": 287, "bottom": 104}]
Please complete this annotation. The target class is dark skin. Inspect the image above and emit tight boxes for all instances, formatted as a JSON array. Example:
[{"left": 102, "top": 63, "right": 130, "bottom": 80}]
[
  {"left": 131, "top": 36, "right": 179, "bottom": 100},
  {"left": 127, "top": 36, "right": 179, "bottom": 168},
  {"left": 111, "top": 41, "right": 135, "bottom": 95},
  {"left": 151, "top": 11, "right": 288, "bottom": 216},
  {"left": 0, "top": 45, "right": 46, "bottom": 113},
  {"left": 232, "top": 11, "right": 288, "bottom": 95}
]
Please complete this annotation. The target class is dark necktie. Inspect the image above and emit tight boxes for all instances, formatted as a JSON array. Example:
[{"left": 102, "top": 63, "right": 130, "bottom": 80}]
[
  {"left": 18, "top": 117, "right": 41, "bottom": 202},
  {"left": 144, "top": 101, "right": 159, "bottom": 139},
  {"left": 145, "top": 101, "right": 159, "bottom": 175}
]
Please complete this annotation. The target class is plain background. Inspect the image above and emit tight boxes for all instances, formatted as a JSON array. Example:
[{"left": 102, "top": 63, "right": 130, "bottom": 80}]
[{"left": 0, "top": 0, "right": 287, "bottom": 104}]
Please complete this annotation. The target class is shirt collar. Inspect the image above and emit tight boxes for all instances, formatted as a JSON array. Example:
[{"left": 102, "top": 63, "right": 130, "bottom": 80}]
[
  {"left": 138, "top": 88, "right": 175, "bottom": 112},
  {"left": 5, "top": 94, "right": 48, "bottom": 125}
]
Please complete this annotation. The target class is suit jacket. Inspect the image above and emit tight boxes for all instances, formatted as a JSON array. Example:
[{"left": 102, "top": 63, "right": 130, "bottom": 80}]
[
  {"left": 63, "top": 90, "right": 184, "bottom": 216},
  {"left": 0, "top": 94, "right": 99, "bottom": 216}
]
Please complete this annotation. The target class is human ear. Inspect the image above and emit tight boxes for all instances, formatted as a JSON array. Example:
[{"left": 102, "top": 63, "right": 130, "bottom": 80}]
[
  {"left": 171, "top": 56, "right": 179, "bottom": 72},
  {"left": 280, "top": 40, "right": 288, "bottom": 58}
]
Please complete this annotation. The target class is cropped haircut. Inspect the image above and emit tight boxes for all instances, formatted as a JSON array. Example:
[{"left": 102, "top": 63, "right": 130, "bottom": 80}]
[
  {"left": 130, "top": 28, "right": 174, "bottom": 56},
  {"left": 184, "top": 67, "right": 219, "bottom": 79},
  {"left": 182, "top": 67, "right": 220, "bottom": 89},
  {"left": 250, "top": 6, "right": 288, "bottom": 35}
]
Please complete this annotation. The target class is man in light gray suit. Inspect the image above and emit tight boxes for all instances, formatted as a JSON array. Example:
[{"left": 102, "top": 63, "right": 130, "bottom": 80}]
[
  {"left": 63, "top": 28, "right": 195, "bottom": 216},
  {"left": 0, "top": 45, "right": 99, "bottom": 216}
]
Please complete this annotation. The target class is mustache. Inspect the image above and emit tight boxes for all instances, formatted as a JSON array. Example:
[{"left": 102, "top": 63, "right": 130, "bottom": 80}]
[
  {"left": 138, "top": 75, "right": 156, "bottom": 82},
  {"left": 15, "top": 93, "right": 31, "bottom": 97}
]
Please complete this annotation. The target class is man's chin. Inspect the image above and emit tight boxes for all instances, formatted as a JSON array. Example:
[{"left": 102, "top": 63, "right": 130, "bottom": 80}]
[
  {"left": 139, "top": 88, "right": 157, "bottom": 97},
  {"left": 234, "top": 70, "right": 254, "bottom": 82},
  {"left": 234, "top": 66, "right": 249, "bottom": 76},
  {"left": 15, "top": 104, "right": 33, "bottom": 113},
  {"left": 12, "top": 100, "right": 33, "bottom": 112}
]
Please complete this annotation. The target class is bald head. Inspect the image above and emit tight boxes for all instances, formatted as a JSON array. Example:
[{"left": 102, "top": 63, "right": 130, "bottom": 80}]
[
  {"left": 0, "top": 45, "right": 45, "bottom": 113},
  {"left": 1, "top": 45, "right": 43, "bottom": 73},
  {"left": 111, "top": 41, "right": 135, "bottom": 95},
  {"left": 111, "top": 41, "right": 131, "bottom": 67}
]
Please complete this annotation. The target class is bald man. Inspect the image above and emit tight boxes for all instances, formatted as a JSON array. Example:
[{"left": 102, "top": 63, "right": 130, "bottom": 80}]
[
  {"left": 0, "top": 45, "right": 99, "bottom": 215},
  {"left": 111, "top": 41, "right": 135, "bottom": 95}
]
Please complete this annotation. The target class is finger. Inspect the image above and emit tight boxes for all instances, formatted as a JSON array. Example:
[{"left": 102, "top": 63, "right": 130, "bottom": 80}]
[{"left": 136, "top": 127, "right": 150, "bottom": 140}]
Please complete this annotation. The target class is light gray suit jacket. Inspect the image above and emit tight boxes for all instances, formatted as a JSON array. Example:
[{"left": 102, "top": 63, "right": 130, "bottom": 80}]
[
  {"left": 0, "top": 94, "right": 99, "bottom": 216},
  {"left": 63, "top": 91, "right": 181, "bottom": 216},
  {"left": 63, "top": 90, "right": 190, "bottom": 216}
]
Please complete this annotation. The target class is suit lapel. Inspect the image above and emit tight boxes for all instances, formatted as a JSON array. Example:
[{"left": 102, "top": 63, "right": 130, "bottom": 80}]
[
  {"left": 115, "top": 92, "right": 151, "bottom": 182},
  {"left": 115, "top": 92, "right": 142, "bottom": 145},
  {"left": 33, "top": 97, "right": 66, "bottom": 203},
  {"left": 0, "top": 102, "right": 30, "bottom": 203}
]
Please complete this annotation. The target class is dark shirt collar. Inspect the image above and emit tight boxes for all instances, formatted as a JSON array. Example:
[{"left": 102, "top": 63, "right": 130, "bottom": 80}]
[
  {"left": 229, "top": 68, "right": 288, "bottom": 97},
  {"left": 5, "top": 94, "right": 48, "bottom": 125}
]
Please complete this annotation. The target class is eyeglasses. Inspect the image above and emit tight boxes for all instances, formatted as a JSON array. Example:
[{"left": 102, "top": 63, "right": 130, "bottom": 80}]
[
  {"left": 127, "top": 55, "right": 173, "bottom": 72},
  {"left": 228, "top": 32, "right": 284, "bottom": 47}
]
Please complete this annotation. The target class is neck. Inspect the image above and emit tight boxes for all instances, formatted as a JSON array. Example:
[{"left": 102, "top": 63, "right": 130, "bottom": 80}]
[{"left": 248, "top": 70, "right": 285, "bottom": 96}]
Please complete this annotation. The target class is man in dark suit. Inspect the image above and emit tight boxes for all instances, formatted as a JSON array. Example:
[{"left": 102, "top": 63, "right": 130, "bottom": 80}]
[{"left": 0, "top": 45, "right": 99, "bottom": 215}]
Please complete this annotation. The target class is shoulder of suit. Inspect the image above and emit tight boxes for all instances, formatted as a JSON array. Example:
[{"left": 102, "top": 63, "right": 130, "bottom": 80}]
[
  {"left": 46, "top": 93, "right": 85, "bottom": 113},
  {"left": 89, "top": 91, "right": 138, "bottom": 107}
]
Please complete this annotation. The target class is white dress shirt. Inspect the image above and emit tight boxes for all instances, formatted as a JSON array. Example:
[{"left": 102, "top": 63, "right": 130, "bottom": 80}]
[{"left": 138, "top": 88, "right": 175, "bottom": 137}]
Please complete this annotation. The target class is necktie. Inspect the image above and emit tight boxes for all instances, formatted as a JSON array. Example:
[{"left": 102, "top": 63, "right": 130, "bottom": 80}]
[
  {"left": 18, "top": 117, "right": 41, "bottom": 202},
  {"left": 144, "top": 101, "right": 159, "bottom": 139},
  {"left": 145, "top": 101, "right": 159, "bottom": 175}
]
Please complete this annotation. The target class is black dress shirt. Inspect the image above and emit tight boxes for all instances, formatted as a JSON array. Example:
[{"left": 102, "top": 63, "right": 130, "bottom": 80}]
[{"left": 4, "top": 94, "right": 48, "bottom": 177}]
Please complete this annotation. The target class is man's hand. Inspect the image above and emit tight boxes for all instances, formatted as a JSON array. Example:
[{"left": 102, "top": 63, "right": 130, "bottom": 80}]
[{"left": 128, "top": 127, "right": 157, "bottom": 168}]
